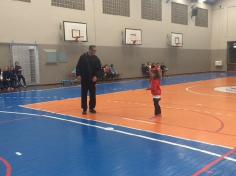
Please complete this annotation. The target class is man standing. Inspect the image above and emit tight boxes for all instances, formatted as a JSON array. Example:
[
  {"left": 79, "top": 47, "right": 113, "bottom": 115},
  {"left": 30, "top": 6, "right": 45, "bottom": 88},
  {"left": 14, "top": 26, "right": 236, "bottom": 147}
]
[{"left": 76, "top": 45, "right": 101, "bottom": 115}]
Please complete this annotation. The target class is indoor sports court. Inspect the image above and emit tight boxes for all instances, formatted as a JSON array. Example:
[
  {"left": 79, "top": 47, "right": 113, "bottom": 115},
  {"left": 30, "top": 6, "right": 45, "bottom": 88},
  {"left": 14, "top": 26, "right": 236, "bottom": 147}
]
[{"left": 1, "top": 0, "right": 236, "bottom": 176}]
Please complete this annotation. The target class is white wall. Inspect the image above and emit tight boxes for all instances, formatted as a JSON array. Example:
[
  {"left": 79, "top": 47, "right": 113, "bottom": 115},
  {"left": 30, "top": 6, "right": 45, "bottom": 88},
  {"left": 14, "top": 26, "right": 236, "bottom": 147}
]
[
  {"left": 211, "top": 0, "right": 236, "bottom": 49},
  {"left": 0, "top": 0, "right": 212, "bottom": 49},
  {"left": 0, "top": 0, "right": 214, "bottom": 84},
  {"left": 92, "top": 0, "right": 212, "bottom": 49},
  {"left": 211, "top": 0, "right": 236, "bottom": 71},
  {"left": 0, "top": 0, "right": 96, "bottom": 45}
]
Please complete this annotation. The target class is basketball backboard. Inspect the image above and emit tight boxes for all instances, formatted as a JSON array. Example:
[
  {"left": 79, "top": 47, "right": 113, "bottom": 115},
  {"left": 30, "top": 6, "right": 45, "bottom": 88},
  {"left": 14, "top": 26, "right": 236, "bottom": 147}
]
[
  {"left": 171, "top": 33, "right": 183, "bottom": 47},
  {"left": 63, "top": 21, "right": 88, "bottom": 42},
  {"left": 125, "top": 28, "right": 142, "bottom": 45}
]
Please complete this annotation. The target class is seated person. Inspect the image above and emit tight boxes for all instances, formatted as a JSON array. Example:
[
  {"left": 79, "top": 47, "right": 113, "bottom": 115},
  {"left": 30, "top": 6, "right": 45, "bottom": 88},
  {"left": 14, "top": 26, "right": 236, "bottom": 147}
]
[
  {"left": 160, "top": 63, "right": 168, "bottom": 78},
  {"left": 71, "top": 68, "right": 77, "bottom": 78},
  {"left": 3, "top": 66, "right": 11, "bottom": 91},
  {"left": 110, "top": 64, "right": 119, "bottom": 79},
  {"left": 9, "top": 66, "right": 17, "bottom": 89},
  {"left": 15, "top": 61, "right": 26, "bottom": 87},
  {"left": 103, "top": 65, "right": 111, "bottom": 80},
  {"left": 147, "top": 62, "right": 152, "bottom": 70},
  {"left": 141, "top": 63, "right": 150, "bottom": 77},
  {"left": 97, "top": 66, "right": 104, "bottom": 81},
  {"left": 0, "top": 68, "right": 3, "bottom": 90},
  {"left": 141, "top": 64, "right": 146, "bottom": 75}
]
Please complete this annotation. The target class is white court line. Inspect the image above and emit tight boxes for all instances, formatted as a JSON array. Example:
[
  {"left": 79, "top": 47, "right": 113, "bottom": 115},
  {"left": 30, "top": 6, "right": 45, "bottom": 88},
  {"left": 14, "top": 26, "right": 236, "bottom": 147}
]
[
  {"left": 21, "top": 88, "right": 147, "bottom": 106},
  {"left": 20, "top": 105, "right": 233, "bottom": 150},
  {"left": 0, "top": 110, "right": 235, "bottom": 163},
  {"left": 123, "top": 117, "right": 156, "bottom": 125},
  {"left": 0, "top": 79, "right": 140, "bottom": 96},
  {"left": 0, "top": 111, "right": 236, "bottom": 163}
]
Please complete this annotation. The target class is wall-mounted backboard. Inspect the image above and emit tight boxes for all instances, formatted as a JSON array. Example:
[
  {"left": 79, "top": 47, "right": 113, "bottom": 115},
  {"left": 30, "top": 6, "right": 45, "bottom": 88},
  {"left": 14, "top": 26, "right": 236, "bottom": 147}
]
[
  {"left": 125, "top": 28, "right": 142, "bottom": 45},
  {"left": 63, "top": 21, "right": 88, "bottom": 42},
  {"left": 171, "top": 32, "right": 183, "bottom": 47}
]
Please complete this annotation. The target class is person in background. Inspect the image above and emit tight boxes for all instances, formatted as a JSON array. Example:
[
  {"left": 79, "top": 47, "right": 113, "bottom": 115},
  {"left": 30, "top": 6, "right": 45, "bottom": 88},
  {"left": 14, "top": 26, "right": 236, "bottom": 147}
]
[
  {"left": 110, "top": 64, "right": 118, "bottom": 79},
  {"left": 98, "top": 66, "right": 105, "bottom": 81},
  {"left": 76, "top": 45, "right": 102, "bottom": 115},
  {"left": 160, "top": 63, "right": 168, "bottom": 78},
  {"left": 103, "top": 65, "right": 111, "bottom": 80},
  {"left": 141, "top": 64, "right": 146, "bottom": 76},
  {"left": 0, "top": 68, "right": 3, "bottom": 91},
  {"left": 15, "top": 61, "right": 27, "bottom": 88},
  {"left": 147, "top": 62, "right": 151, "bottom": 69},
  {"left": 9, "top": 66, "right": 17, "bottom": 90},
  {"left": 151, "top": 63, "right": 156, "bottom": 69},
  {"left": 156, "top": 63, "right": 161, "bottom": 71},
  {"left": 3, "top": 66, "right": 11, "bottom": 91},
  {"left": 145, "top": 63, "right": 150, "bottom": 76}
]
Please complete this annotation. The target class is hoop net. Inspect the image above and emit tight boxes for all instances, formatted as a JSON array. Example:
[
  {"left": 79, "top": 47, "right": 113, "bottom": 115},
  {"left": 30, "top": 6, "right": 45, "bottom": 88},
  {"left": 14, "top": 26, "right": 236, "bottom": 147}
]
[
  {"left": 75, "top": 36, "right": 84, "bottom": 42},
  {"left": 175, "top": 42, "right": 181, "bottom": 47}
]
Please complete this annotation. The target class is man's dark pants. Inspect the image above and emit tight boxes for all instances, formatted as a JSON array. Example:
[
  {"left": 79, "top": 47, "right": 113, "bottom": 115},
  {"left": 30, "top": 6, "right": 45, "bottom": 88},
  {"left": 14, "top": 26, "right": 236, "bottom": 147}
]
[{"left": 81, "top": 80, "right": 96, "bottom": 111}]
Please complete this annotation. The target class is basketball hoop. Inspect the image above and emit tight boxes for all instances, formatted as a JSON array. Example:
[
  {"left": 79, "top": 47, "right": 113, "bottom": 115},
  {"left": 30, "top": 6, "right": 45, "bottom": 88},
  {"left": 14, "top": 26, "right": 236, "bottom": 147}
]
[
  {"left": 75, "top": 37, "right": 80, "bottom": 42},
  {"left": 74, "top": 36, "right": 84, "bottom": 42},
  {"left": 176, "top": 42, "right": 182, "bottom": 47}
]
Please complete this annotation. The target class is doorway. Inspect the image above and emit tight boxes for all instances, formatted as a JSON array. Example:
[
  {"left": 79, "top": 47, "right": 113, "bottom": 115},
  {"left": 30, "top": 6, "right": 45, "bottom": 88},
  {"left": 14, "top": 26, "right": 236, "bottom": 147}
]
[
  {"left": 227, "top": 41, "right": 236, "bottom": 71},
  {"left": 11, "top": 44, "right": 40, "bottom": 85}
]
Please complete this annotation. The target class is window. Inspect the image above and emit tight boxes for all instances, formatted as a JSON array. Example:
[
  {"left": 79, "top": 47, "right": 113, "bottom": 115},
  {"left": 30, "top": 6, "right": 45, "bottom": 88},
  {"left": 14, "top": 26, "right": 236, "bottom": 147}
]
[
  {"left": 195, "top": 8, "right": 208, "bottom": 27},
  {"left": 171, "top": 2, "right": 188, "bottom": 25},
  {"left": 103, "top": 0, "right": 130, "bottom": 17},
  {"left": 15, "top": 0, "right": 31, "bottom": 2},
  {"left": 141, "top": 0, "right": 162, "bottom": 21},
  {"left": 51, "top": 0, "right": 85, "bottom": 11}
]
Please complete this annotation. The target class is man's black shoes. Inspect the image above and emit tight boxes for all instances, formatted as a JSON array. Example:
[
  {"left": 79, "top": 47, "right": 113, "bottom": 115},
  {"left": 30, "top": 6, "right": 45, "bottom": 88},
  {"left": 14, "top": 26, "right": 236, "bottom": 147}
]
[{"left": 89, "top": 109, "right": 96, "bottom": 114}]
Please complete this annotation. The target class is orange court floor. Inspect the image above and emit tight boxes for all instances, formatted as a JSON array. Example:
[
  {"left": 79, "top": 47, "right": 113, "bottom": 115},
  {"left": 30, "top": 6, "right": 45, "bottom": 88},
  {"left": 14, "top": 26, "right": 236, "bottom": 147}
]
[{"left": 25, "top": 77, "right": 236, "bottom": 148}]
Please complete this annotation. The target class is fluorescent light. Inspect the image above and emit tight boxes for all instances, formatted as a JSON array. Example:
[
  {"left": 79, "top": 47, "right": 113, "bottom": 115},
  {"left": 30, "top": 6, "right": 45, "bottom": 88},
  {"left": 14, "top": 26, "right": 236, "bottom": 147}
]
[{"left": 233, "top": 43, "right": 236, "bottom": 48}]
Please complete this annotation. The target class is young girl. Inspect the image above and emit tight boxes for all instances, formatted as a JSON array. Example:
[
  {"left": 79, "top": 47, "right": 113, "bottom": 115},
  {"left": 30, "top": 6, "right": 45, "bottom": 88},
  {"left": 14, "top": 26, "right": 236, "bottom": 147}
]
[{"left": 149, "top": 67, "right": 162, "bottom": 118}]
